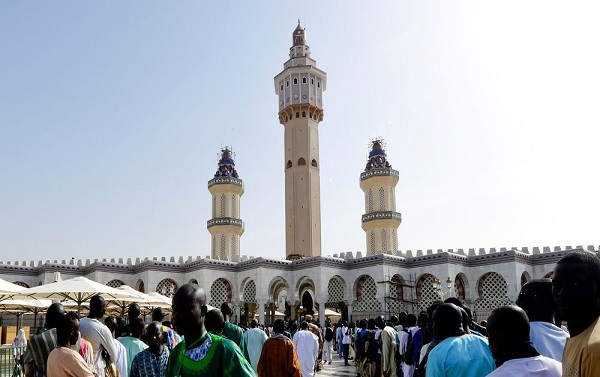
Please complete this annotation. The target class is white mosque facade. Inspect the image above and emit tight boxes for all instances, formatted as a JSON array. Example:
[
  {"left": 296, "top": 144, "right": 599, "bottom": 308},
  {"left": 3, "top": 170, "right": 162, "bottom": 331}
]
[{"left": 1, "top": 23, "right": 598, "bottom": 326}]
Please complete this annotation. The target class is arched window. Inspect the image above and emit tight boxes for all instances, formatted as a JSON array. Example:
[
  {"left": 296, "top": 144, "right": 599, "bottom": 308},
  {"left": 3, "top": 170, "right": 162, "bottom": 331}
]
[
  {"left": 286, "top": 80, "right": 289, "bottom": 87},
  {"left": 296, "top": 112, "right": 300, "bottom": 118},
  {"left": 156, "top": 279, "right": 178, "bottom": 298},
  {"left": 302, "top": 111, "right": 306, "bottom": 117},
  {"left": 298, "top": 158, "right": 306, "bottom": 166},
  {"left": 311, "top": 159, "right": 318, "bottom": 167},
  {"left": 136, "top": 280, "right": 145, "bottom": 293},
  {"left": 293, "top": 77, "right": 298, "bottom": 85},
  {"left": 302, "top": 77, "right": 307, "bottom": 84},
  {"left": 106, "top": 279, "right": 124, "bottom": 288},
  {"left": 286, "top": 160, "right": 292, "bottom": 169}
]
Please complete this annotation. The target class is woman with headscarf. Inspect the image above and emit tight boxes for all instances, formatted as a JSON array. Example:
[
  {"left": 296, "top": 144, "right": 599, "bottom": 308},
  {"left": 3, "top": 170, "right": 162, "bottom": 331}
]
[
  {"left": 13, "top": 328, "right": 28, "bottom": 375},
  {"left": 13, "top": 328, "right": 28, "bottom": 356}
]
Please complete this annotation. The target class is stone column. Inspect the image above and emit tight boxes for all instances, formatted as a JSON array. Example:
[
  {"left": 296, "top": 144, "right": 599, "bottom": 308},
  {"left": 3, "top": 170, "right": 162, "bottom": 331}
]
[
  {"left": 234, "top": 301, "right": 242, "bottom": 324},
  {"left": 258, "top": 302, "right": 265, "bottom": 325},
  {"left": 290, "top": 300, "right": 300, "bottom": 321},
  {"left": 347, "top": 303, "right": 353, "bottom": 322},
  {"left": 318, "top": 303, "right": 326, "bottom": 327}
]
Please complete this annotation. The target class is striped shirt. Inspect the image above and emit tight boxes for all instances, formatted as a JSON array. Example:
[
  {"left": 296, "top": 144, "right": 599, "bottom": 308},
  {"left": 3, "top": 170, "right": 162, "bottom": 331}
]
[
  {"left": 23, "top": 329, "right": 58, "bottom": 376},
  {"left": 130, "top": 347, "right": 170, "bottom": 377}
]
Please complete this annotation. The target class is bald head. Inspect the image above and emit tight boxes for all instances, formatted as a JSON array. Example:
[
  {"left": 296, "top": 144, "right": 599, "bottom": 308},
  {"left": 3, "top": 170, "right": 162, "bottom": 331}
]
[
  {"left": 105, "top": 316, "right": 118, "bottom": 336},
  {"left": 173, "top": 283, "right": 206, "bottom": 304},
  {"left": 172, "top": 284, "right": 207, "bottom": 340},
  {"left": 205, "top": 309, "right": 225, "bottom": 334},
  {"left": 152, "top": 307, "right": 165, "bottom": 322},
  {"left": 433, "top": 303, "right": 465, "bottom": 341},
  {"left": 128, "top": 303, "right": 141, "bottom": 320},
  {"left": 516, "top": 279, "right": 555, "bottom": 323},
  {"left": 487, "top": 305, "right": 530, "bottom": 343},
  {"left": 89, "top": 294, "right": 105, "bottom": 318},
  {"left": 46, "top": 303, "right": 65, "bottom": 329},
  {"left": 220, "top": 302, "right": 234, "bottom": 320},
  {"left": 487, "top": 305, "right": 532, "bottom": 362}
]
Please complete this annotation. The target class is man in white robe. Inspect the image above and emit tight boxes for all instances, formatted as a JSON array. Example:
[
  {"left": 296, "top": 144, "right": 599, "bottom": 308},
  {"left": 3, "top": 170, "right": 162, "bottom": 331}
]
[
  {"left": 79, "top": 295, "right": 118, "bottom": 377},
  {"left": 293, "top": 321, "right": 319, "bottom": 377},
  {"left": 243, "top": 319, "right": 268, "bottom": 372}
]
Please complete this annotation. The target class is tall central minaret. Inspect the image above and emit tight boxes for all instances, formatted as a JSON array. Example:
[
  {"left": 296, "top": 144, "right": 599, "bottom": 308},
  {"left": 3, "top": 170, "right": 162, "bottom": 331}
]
[{"left": 274, "top": 21, "right": 327, "bottom": 259}]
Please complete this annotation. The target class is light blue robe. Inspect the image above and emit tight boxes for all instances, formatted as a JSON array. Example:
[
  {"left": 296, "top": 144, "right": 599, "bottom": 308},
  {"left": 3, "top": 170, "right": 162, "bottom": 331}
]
[
  {"left": 529, "top": 321, "right": 569, "bottom": 362},
  {"left": 426, "top": 334, "right": 495, "bottom": 377},
  {"left": 243, "top": 327, "right": 268, "bottom": 372}
]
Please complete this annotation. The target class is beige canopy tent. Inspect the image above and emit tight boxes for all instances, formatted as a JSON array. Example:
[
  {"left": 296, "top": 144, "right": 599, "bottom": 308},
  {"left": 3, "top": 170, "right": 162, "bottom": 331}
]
[
  {"left": 144, "top": 292, "right": 173, "bottom": 307},
  {"left": 255, "top": 310, "right": 286, "bottom": 319},
  {"left": 107, "top": 285, "right": 158, "bottom": 317},
  {"left": 20, "top": 276, "right": 139, "bottom": 314},
  {"left": 313, "top": 308, "right": 342, "bottom": 322},
  {"left": 0, "top": 278, "right": 33, "bottom": 303},
  {"left": 0, "top": 298, "right": 52, "bottom": 329}
]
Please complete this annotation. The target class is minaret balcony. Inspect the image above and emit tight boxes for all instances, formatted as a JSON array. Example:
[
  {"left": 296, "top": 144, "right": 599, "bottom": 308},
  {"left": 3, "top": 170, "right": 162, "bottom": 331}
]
[
  {"left": 207, "top": 217, "right": 245, "bottom": 230},
  {"left": 208, "top": 177, "right": 244, "bottom": 188},
  {"left": 361, "top": 211, "right": 402, "bottom": 225},
  {"left": 360, "top": 169, "right": 399, "bottom": 181}
]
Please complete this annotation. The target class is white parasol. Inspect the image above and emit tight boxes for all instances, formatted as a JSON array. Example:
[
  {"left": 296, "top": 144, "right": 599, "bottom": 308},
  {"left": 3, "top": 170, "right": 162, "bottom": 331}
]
[{"left": 20, "top": 276, "right": 140, "bottom": 314}]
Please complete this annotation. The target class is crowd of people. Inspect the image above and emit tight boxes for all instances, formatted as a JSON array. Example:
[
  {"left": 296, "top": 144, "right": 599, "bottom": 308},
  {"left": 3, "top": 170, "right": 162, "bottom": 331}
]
[{"left": 12, "top": 250, "right": 600, "bottom": 376}]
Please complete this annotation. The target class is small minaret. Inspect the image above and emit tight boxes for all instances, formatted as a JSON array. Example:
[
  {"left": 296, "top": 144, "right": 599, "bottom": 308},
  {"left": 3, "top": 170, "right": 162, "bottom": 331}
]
[
  {"left": 207, "top": 147, "right": 244, "bottom": 261},
  {"left": 274, "top": 20, "right": 327, "bottom": 259},
  {"left": 360, "top": 139, "right": 402, "bottom": 255}
]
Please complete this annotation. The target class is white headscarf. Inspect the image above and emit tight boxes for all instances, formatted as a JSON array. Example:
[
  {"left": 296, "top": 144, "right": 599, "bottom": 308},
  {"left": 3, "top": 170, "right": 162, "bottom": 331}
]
[{"left": 14, "top": 329, "right": 27, "bottom": 347}]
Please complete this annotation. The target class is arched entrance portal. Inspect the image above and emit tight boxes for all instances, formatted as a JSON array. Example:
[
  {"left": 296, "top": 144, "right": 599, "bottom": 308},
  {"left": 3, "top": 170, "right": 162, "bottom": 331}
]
[{"left": 302, "top": 291, "right": 314, "bottom": 314}]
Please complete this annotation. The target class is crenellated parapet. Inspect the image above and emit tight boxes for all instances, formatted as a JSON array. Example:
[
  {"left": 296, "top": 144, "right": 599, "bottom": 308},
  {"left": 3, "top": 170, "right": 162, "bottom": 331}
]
[{"left": 2, "top": 244, "right": 597, "bottom": 279}]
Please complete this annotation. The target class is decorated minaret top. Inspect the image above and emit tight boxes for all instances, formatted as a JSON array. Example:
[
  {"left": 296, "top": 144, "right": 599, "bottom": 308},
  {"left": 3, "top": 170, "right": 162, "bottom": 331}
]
[
  {"left": 275, "top": 21, "right": 326, "bottom": 117},
  {"left": 288, "top": 20, "right": 312, "bottom": 61},
  {"left": 293, "top": 19, "right": 306, "bottom": 46},
  {"left": 214, "top": 147, "right": 239, "bottom": 178},
  {"left": 365, "top": 139, "right": 393, "bottom": 171}
]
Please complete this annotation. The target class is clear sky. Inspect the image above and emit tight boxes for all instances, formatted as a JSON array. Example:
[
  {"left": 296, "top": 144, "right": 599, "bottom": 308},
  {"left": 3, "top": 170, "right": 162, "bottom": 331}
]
[{"left": 1, "top": 1, "right": 598, "bottom": 263}]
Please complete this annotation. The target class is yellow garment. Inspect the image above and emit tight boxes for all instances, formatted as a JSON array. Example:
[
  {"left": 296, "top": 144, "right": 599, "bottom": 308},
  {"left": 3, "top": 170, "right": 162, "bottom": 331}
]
[{"left": 563, "top": 318, "right": 600, "bottom": 377}]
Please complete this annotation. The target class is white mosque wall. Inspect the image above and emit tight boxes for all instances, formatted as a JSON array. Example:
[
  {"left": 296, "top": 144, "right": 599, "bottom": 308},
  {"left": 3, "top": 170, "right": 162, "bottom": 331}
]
[{"left": 1, "top": 245, "right": 598, "bottom": 325}]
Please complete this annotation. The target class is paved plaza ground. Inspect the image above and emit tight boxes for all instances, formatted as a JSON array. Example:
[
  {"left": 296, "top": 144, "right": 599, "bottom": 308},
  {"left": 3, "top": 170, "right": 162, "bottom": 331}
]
[{"left": 318, "top": 355, "right": 357, "bottom": 377}]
